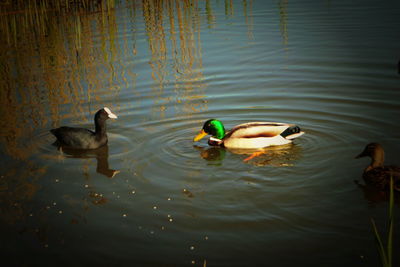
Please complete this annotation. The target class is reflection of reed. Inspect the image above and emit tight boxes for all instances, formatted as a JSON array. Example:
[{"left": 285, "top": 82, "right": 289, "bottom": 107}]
[
  {"left": 225, "top": 0, "right": 234, "bottom": 17},
  {"left": 141, "top": 0, "right": 207, "bottom": 117},
  {"left": 205, "top": 0, "right": 215, "bottom": 28},
  {"left": 243, "top": 0, "right": 254, "bottom": 40},
  {"left": 278, "top": 0, "right": 289, "bottom": 47},
  {"left": 0, "top": 1, "right": 120, "bottom": 160}
]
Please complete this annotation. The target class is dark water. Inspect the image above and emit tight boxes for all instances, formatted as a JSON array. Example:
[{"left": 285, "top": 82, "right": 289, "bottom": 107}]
[{"left": 1, "top": 0, "right": 400, "bottom": 266}]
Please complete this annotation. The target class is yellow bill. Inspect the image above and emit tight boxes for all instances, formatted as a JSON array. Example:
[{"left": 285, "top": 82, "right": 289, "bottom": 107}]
[{"left": 193, "top": 129, "right": 208, "bottom": 142}]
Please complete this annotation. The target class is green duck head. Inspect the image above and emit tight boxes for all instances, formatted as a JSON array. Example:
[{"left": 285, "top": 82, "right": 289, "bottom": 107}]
[{"left": 193, "top": 119, "right": 226, "bottom": 141}]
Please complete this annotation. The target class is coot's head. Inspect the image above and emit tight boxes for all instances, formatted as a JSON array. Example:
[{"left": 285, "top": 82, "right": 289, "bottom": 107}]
[{"left": 96, "top": 107, "right": 118, "bottom": 121}]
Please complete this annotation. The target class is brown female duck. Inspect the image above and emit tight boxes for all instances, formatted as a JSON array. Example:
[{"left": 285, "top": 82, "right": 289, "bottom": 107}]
[{"left": 356, "top": 143, "right": 400, "bottom": 191}]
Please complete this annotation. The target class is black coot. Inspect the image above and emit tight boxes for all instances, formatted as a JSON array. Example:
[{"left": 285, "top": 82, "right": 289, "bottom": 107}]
[{"left": 50, "top": 107, "right": 118, "bottom": 149}]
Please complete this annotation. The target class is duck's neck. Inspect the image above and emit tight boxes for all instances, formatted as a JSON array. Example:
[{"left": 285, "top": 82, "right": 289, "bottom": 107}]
[
  {"left": 368, "top": 150, "right": 385, "bottom": 170},
  {"left": 95, "top": 117, "right": 106, "bottom": 137},
  {"left": 212, "top": 121, "right": 226, "bottom": 139}
]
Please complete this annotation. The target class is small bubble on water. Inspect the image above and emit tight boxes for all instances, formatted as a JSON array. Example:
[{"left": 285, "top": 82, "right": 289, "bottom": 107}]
[
  {"left": 123, "top": 214, "right": 127, "bottom": 217},
  {"left": 58, "top": 210, "right": 63, "bottom": 214},
  {"left": 190, "top": 246, "right": 195, "bottom": 250},
  {"left": 55, "top": 179, "right": 59, "bottom": 183},
  {"left": 167, "top": 214, "right": 171, "bottom": 218},
  {"left": 29, "top": 213, "right": 33, "bottom": 217},
  {"left": 169, "top": 218, "right": 173, "bottom": 222},
  {"left": 53, "top": 202, "right": 57, "bottom": 206},
  {"left": 167, "top": 197, "right": 171, "bottom": 201},
  {"left": 153, "top": 206, "right": 157, "bottom": 210},
  {"left": 131, "top": 190, "right": 136, "bottom": 194},
  {"left": 150, "top": 230, "right": 154, "bottom": 234},
  {"left": 84, "top": 184, "right": 89, "bottom": 188},
  {"left": 191, "top": 260, "right": 195, "bottom": 264},
  {"left": 205, "top": 236, "right": 209, "bottom": 240}
]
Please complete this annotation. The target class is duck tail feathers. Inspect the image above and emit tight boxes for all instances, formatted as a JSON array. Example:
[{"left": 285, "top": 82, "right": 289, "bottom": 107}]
[{"left": 280, "top": 125, "right": 305, "bottom": 140}]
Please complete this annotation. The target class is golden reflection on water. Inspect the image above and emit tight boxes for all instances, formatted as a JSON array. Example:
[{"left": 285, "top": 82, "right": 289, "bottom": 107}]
[
  {"left": 0, "top": 0, "right": 257, "bottom": 229},
  {"left": 243, "top": 0, "right": 254, "bottom": 40},
  {"left": 142, "top": 0, "right": 207, "bottom": 117},
  {"left": 279, "top": 0, "right": 289, "bottom": 47}
]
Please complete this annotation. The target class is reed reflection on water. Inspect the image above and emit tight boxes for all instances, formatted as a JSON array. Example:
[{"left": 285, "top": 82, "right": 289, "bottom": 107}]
[
  {"left": 0, "top": 0, "right": 245, "bottom": 254},
  {"left": 1, "top": 0, "right": 400, "bottom": 266}
]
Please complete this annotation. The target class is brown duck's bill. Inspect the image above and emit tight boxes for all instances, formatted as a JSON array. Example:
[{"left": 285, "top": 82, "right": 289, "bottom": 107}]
[
  {"left": 355, "top": 151, "right": 367, "bottom": 159},
  {"left": 194, "top": 130, "right": 208, "bottom": 142}
]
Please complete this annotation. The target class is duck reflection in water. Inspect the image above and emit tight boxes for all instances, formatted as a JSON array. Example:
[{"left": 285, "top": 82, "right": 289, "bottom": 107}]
[
  {"left": 193, "top": 146, "right": 226, "bottom": 164},
  {"left": 52, "top": 144, "right": 119, "bottom": 178},
  {"left": 354, "top": 181, "right": 400, "bottom": 205},
  {"left": 194, "top": 144, "right": 302, "bottom": 167}
]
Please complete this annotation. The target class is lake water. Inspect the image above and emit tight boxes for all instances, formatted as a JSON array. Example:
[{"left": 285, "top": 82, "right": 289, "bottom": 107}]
[{"left": 1, "top": 0, "right": 400, "bottom": 266}]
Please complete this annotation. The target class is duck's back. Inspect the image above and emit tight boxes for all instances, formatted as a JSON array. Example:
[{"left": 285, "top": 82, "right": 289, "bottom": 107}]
[
  {"left": 226, "top": 122, "right": 291, "bottom": 139},
  {"left": 50, "top": 126, "right": 105, "bottom": 149},
  {"left": 363, "top": 165, "right": 400, "bottom": 191}
]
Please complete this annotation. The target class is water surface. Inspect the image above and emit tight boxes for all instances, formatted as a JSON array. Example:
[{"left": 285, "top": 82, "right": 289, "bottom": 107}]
[{"left": 1, "top": 0, "right": 400, "bottom": 266}]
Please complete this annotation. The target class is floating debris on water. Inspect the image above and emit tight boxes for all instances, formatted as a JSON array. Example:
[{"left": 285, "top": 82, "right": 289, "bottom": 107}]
[{"left": 183, "top": 188, "right": 194, "bottom": 198}]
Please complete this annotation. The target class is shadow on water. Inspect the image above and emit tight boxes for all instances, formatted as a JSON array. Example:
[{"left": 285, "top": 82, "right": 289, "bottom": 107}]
[
  {"left": 194, "top": 143, "right": 303, "bottom": 167},
  {"left": 355, "top": 181, "right": 400, "bottom": 205},
  {"left": 53, "top": 144, "right": 119, "bottom": 178}
]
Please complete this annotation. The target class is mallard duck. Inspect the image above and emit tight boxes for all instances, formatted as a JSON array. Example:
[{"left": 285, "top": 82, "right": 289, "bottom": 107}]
[
  {"left": 356, "top": 143, "right": 400, "bottom": 191},
  {"left": 50, "top": 107, "right": 117, "bottom": 149},
  {"left": 193, "top": 119, "right": 305, "bottom": 149}
]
